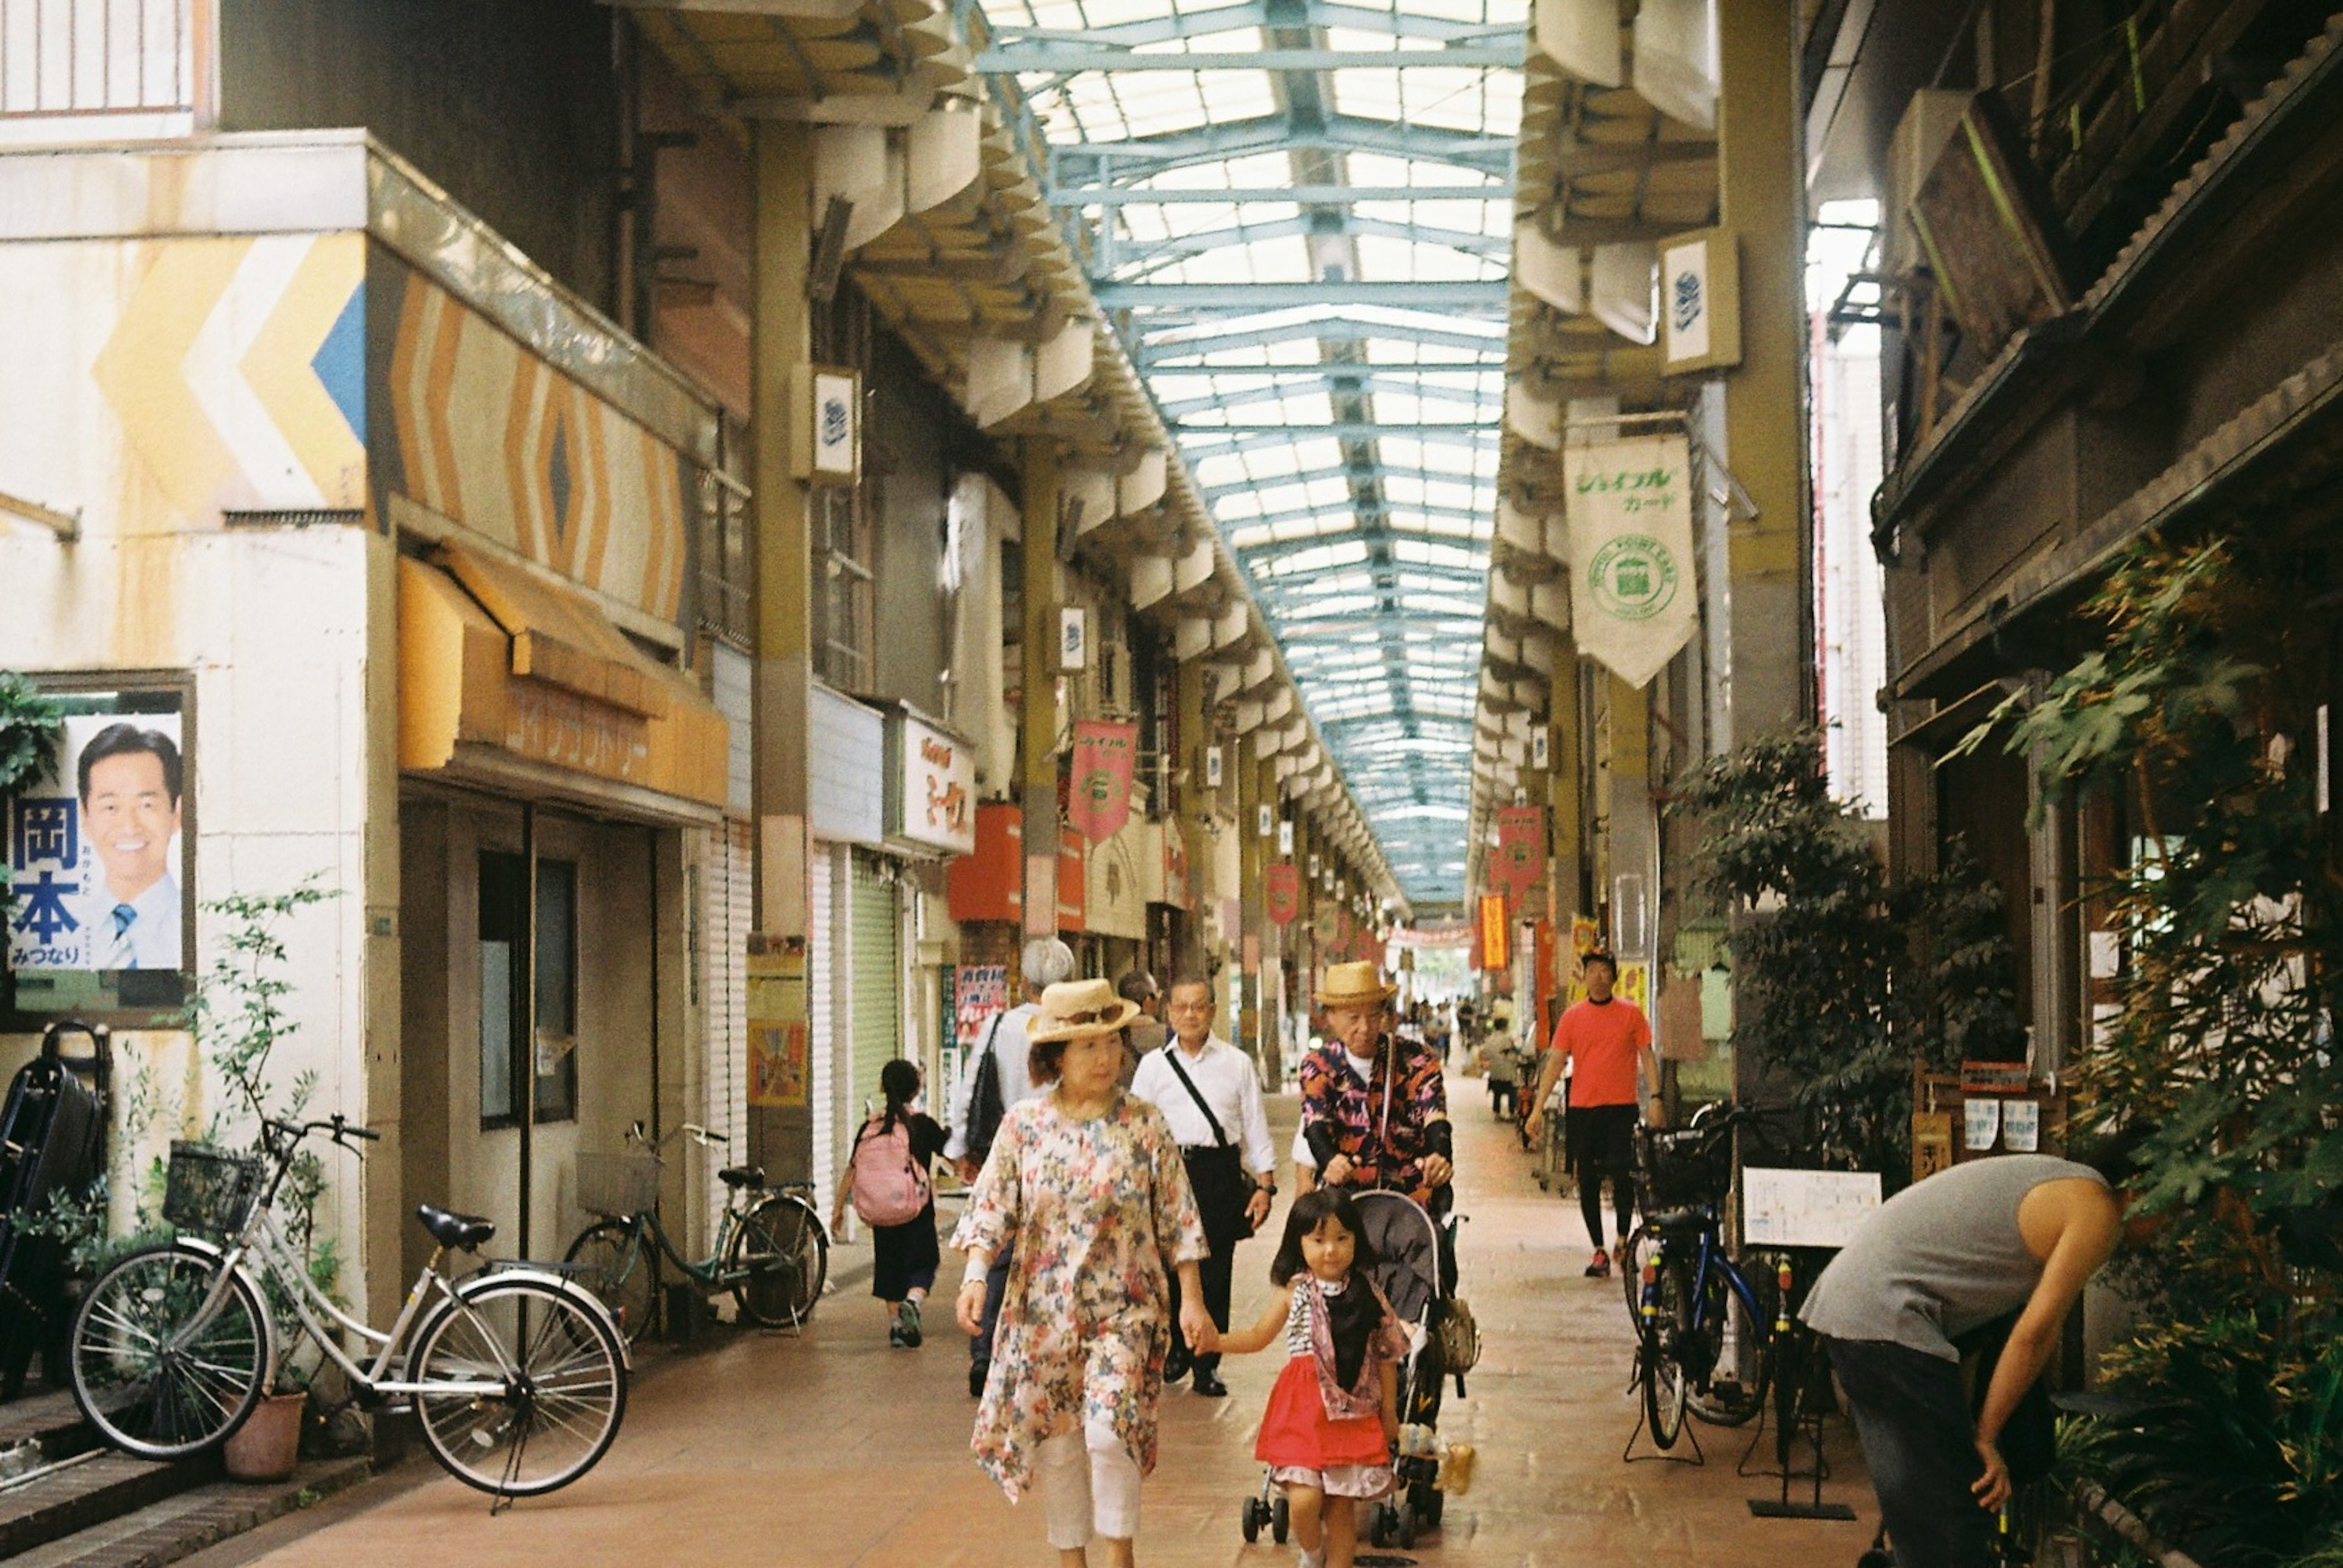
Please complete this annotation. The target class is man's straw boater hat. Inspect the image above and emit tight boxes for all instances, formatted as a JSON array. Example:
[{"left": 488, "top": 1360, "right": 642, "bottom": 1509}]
[
  {"left": 1026, "top": 978, "right": 1143, "bottom": 1043},
  {"left": 1313, "top": 960, "right": 1398, "bottom": 1009}
]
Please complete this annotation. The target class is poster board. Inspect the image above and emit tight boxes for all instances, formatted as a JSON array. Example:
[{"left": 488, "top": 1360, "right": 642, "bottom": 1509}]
[
  {"left": 5, "top": 676, "right": 195, "bottom": 1023},
  {"left": 1741, "top": 1167, "right": 1882, "bottom": 1249}
]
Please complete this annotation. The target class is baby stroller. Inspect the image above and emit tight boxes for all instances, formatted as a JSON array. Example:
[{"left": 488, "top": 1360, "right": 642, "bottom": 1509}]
[{"left": 1239, "top": 1185, "right": 1478, "bottom": 1552}]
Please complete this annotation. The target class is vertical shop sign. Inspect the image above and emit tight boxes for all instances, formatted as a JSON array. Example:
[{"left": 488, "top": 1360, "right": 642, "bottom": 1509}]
[
  {"left": 746, "top": 933, "right": 810, "bottom": 1106},
  {"left": 1264, "top": 863, "right": 1300, "bottom": 926},
  {"left": 1492, "top": 805, "right": 1545, "bottom": 902},
  {"left": 1477, "top": 894, "right": 1510, "bottom": 971},
  {"left": 1066, "top": 720, "right": 1136, "bottom": 844},
  {"left": 1565, "top": 433, "right": 1698, "bottom": 688}
]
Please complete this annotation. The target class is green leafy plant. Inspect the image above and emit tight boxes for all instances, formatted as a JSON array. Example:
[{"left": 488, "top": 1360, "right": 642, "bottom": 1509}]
[
  {"left": 1964, "top": 534, "right": 2343, "bottom": 1564},
  {"left": 1673, "top": 731, "right": 2024, "bottom": 1183}
]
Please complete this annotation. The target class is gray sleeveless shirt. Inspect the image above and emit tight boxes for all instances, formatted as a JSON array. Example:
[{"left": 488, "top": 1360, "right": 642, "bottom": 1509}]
[{"left": 1798, "top": 1154, "right": 2107, "bottom": 1361}]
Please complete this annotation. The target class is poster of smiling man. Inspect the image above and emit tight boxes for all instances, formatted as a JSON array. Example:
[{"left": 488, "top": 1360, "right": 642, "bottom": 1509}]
[{"left": 7, "top": 686, "right": 191, "bottom": 1011}]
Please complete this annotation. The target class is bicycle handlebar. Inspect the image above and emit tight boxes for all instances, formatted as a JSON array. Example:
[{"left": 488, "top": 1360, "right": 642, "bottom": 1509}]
[{"left": 262, "top": 1115, "right": 383, "bottom": 1151}]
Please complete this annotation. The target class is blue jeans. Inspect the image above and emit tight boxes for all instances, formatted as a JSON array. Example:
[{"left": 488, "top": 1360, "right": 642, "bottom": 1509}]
[{"left": 1823, "top": 1337, "right": 1997, "bottom": 1568}]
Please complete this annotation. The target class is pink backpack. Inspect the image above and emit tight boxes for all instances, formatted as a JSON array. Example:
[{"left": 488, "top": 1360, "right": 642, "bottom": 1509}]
[{"left": 848, "top": 1116, "right": 930, "bottom": 1227}]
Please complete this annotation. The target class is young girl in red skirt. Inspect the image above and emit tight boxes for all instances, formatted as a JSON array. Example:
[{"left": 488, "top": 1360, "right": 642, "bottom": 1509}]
[{"left": 1220, "top": 1189, "right": 1409, "bottom": 1568}]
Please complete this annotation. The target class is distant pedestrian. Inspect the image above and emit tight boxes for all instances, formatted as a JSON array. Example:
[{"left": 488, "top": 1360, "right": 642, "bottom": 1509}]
[
  {"left": 1801, "top": 1151, "right": 2126, "bottom": 1568},
  {"left": 948, "top": 936, "right": 1077, "bottom": 1397},
  {"left": 1524, "top": 949, "right": 1655, "bottom": 1277},
  {"left": 832, "top": 1059, "right": 946, "bottom": 1348},
  {"left": 1117, "top": 969, "right": 1166, "bottom": 1089},
  {"left": 951, "top": 977, "right": 1214, "bottom": 1568},
  {"left": 1481, "top": 1035, "right": 1519, "bottom": 1120},
  {"left": 1217, "top": 1188, "right": 1408, "bottom": 1568},
  {"left": 1128, "top": 971, "right": 1276, "bottom": 1398}
]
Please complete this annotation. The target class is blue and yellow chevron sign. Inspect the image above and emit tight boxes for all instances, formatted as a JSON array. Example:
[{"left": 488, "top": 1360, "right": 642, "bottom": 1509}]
[{"left": 90, "top": 232, "right": 367, "bottom": 523}]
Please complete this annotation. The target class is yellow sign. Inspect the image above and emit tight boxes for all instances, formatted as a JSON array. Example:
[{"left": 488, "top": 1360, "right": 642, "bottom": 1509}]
[{"left": 747, "top": 933, "right": 809, "bottom": 1107}]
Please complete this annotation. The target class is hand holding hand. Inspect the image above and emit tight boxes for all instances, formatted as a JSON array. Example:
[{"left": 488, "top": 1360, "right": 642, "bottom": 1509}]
[
  {"left": 954, "top": 1277, "right": 988, "bottom": 1336},
  {"left": 1420, "top": 1154, "right": 1454, "bottom": 1188},
  {"left": 1970, "top": 1437, "right": 2011, "bottom": 1512},
  {"left": 1179, "top": 1300, "right": 1218, "bottom": 1356}
]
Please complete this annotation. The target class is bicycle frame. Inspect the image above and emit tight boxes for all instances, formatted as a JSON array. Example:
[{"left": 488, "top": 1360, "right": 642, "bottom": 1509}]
[
  {"left": 167, "top": 1137, "right": 616, "bottom": 1404},
  {"left": 616, "top": 1184, "right": 822, "bottom": 1292}
]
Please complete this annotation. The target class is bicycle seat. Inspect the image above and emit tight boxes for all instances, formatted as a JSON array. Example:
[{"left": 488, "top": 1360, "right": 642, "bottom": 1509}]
[
  {"left": 416, "top": 1204, "right": 497, "bottom": 1251},
  {"left": 1650, "top": 1206, "right": 1710, "bottom": 1232},
  {"left": 718, "top": 1165, "right": 766, "bottom": 1189}
]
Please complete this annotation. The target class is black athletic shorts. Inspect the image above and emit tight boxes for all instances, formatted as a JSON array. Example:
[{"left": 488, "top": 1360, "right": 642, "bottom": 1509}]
[{"left": 1566, "top": 1102, "right": 1638, "bottom": 1179}]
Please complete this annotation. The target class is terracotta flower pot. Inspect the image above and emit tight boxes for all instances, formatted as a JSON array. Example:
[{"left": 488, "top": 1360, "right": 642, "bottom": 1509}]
[{"left": 224, "top": 1391, "right": 308, "bottom": 1483}]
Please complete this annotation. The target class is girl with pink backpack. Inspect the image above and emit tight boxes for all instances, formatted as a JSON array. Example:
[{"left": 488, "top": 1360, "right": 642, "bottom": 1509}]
[{"left": 831, "top": 1059, "right": 948, "bottom": 1348}]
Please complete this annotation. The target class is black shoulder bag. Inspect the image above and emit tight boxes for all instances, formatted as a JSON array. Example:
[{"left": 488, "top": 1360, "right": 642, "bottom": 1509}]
[
  {"left": 966, "top": 1012, "right": 1009, "bottom": 1166},
  {"left": 1162, "top": 1045, "right": 1256, "bottom": 1243}
]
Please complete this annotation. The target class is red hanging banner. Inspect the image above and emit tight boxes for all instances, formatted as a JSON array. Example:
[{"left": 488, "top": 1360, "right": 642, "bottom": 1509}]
[
  {"left": 1066, "top": 720, "right": 1138, "bottom": 844},
  {"left": 1493, "top": 805, "right": 1546, "bottom": 902},
  {"left": 1265, "top": 863, "right": 1300, "bottom": 926}
]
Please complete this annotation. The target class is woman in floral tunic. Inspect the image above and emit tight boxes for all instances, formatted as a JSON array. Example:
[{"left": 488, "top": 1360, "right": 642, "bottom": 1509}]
[{"left": 952, "top": 977, "right": 1214, "bottom": 1567}]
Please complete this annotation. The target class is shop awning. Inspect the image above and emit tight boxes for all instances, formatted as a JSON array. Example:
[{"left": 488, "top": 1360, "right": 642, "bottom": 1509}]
[{"left": 400, "top": 543, "right": 728, "bottom": 820}]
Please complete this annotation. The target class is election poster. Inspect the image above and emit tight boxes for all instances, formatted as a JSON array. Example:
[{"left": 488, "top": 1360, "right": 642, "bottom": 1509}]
[{"left": 7, "top": 685, "right": 192, "bottom": 1015}]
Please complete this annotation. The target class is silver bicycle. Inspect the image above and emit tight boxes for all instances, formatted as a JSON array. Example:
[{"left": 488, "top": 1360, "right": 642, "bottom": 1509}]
[{"left": 68, "top": 1116, "right": 629, "bottom": 1500}]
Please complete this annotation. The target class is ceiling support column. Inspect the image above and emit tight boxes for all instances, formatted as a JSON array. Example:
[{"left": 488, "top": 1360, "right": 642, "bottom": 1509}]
[{"left": 1020, "top": 442, "right": 1063, "bottom": 939}]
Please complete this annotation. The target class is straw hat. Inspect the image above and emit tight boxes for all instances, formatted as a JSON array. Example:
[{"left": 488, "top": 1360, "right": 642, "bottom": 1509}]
[
  {"left": 1026, "top": 978, "right": 1143, "bottom": 1043},
  {"left": 1314, "top": 960, "right": 1398, "bottom": 1009}
]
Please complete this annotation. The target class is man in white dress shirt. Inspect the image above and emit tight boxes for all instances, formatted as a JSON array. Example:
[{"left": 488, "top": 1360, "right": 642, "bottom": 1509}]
[
  {"left": 73, "top": 724, "right": 184, "bottom": 971},
  {"left": 945, "top": 935, "right": 1075, "bottom": 1396},
  {"left": 1128, "top": 971, "right": 1276, "bottom": 1397}
]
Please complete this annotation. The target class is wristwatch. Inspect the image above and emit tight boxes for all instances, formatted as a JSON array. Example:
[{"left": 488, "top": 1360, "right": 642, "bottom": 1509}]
[{"left": 1255, "top": 1180, "right": 1278, "bottom": 1198}]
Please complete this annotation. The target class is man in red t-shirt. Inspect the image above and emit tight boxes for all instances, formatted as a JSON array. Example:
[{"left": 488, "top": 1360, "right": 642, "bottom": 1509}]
[{"left": 1525, "top": 950, "right": 1657, "bottom": 1277}]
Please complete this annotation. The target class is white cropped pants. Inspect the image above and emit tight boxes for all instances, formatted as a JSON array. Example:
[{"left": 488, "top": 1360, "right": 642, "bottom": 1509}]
[{"left": 1036, "top": 1419, "right": 1142, "bottom": 1547}]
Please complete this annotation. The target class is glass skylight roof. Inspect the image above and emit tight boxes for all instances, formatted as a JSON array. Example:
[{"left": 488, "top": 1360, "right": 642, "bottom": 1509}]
[{"left": 980, "top": 0, "right": 1524, "bottom": 912}]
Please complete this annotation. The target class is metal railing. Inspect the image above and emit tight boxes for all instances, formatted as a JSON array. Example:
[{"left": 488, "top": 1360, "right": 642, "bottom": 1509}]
[
  {"left": 696, "top": 467, "right": 752, "bottom": 650},
  {"left": 0, "top": 0, "right": 195, "bottom": 119}
]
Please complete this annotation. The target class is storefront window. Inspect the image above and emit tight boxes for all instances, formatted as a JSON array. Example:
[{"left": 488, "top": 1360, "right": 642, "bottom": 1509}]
[
  {"left": 534, "top": 857, "right": 578, "bottom": 1123},
  {"left": 478, "top": 852, "right": 526, "bottom": 1127}
]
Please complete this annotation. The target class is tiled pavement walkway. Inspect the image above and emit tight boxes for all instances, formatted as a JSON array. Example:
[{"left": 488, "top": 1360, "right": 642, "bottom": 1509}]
[{"left": 228, "top": 1075, "right": 1878, "bottom": 1566}]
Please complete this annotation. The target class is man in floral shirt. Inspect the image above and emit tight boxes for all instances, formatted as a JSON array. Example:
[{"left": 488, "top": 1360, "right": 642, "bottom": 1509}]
[{"left": 1294, "top": 961, "right": 1455, "bottom": 1201}]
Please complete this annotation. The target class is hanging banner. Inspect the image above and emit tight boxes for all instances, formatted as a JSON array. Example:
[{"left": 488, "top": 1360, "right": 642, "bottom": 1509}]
[
  {"left": 1065, "top": 719, "right": 1137, "bottom": 843},
  {"left": 1477, "top": 894, "right": 1510, "bottom": 971},
  {"left": 1492, "top": 805, "right": 1546, "bottom": 901},
  {"left": 1566, "top": 433, "right": 1698, "bottom": 688},
  {"left": 1265, "top": 863, "right": 1300, "bottom": 926}
]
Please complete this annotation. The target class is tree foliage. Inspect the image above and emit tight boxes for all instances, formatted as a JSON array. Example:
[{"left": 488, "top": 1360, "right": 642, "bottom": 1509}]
[
  {"left": 1972, "top": 534, "right": 2343, "bottom": 1564},
  {"left": 1675, "top": 729, "right": 2023, "bottom": 1184}
]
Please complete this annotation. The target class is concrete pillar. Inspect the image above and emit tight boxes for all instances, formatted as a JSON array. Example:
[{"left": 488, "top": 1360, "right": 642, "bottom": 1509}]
[
  {"left": 1548, "top": 647, "right": 1587, "bottom": 921},
  {"left": 1020, "top": 443, "right": 1062, "bottom": 937},
  {"left": 749, "top": 121, "right": 815, "bottom": 1178},
  {"left": 1717, "top": 0, "right": 1812, "bottom": 736}
]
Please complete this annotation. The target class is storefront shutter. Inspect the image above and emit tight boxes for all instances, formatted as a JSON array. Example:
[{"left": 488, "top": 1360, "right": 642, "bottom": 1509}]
[
  {"left": 810, "top": 849, "right": 837, "bottom": 1203},
  {"left": 700, "top": 821, "right": 753, "bottom": 1243},
  {"left": 849, "top": 851, "right": 901, "bottom": 1126}
]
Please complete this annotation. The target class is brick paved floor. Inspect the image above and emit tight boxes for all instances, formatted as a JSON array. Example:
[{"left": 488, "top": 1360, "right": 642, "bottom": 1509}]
[{"left": 237, "top": 1077, "right": 1879, "bottom": 1566}]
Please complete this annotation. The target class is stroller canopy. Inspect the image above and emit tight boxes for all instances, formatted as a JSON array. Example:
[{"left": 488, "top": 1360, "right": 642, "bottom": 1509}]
[{"left": 1355, "top": 1190, "right": 1442, "bottom": 1326}]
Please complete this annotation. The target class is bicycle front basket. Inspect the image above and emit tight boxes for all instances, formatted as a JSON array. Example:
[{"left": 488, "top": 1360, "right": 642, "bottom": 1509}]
[
  {"left": 1639, "top": 1126, "right": 1732, "bottom": 1211},
  {"left": 162, "top": 1142, "right": 263, "bottom": 1235},
  {"left": 575, "top": 1151, "right": 661, "bottom": 1217}
]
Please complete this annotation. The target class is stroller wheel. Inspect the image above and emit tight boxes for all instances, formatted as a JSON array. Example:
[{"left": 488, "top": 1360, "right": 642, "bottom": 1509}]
[
  {"left": 1242, "top": 1496, "right": 1264, "bottom": 1542},
  {"left": 1397, "top": 1503, "right": 1418, "bottom": 1549},
  {"left": 1272, "top": 1495, "right": 1290, "bottom": 1544},
  {"left": 1369, "top": 1502, "right": 1394, "bottom": 1547},
  {"left": 1414, "top": 1481, "right": 1445, "bottom": 1528}
]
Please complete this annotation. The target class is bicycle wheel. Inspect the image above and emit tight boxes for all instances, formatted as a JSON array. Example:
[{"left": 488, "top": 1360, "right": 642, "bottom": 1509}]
[
  {"left": 729, "top": 1196, "right": 826, "bottom": 1328},
  {"left": 1618, "top": 1226, "right": 1652, "bottom": 1320},
  {"left": 70, "top": 1243, "right": 270, "bottom": 1459},
  {"left": 1641, "top": 1256, "right": 1693, "bottom": 1449},
  {"left": 1693, "top": 1263, "right": 1776, "bottom": 1428},
  {"left": 408, "top": 1276, "right": 627, "bottom": 1497},
  {"left": 564, "top": 1220, "right": 659, "bottom": 1344}
]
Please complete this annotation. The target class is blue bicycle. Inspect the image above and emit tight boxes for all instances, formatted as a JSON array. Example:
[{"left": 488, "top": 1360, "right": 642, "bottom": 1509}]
[{"left": 1627, "top": 1105, "right": 1788, "bottom": 1448}]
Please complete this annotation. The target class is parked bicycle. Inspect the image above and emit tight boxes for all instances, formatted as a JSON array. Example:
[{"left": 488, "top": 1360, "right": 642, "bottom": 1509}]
[
  {"left": 1626, "top": 1104, "right": 1790, "bottom": 1449},
  {"left": 563, "top": 1121, "right": 827, "bottom": 1342},
  {"left": 68, "top": 1116, "right": 627, "bottom": 1500}
]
